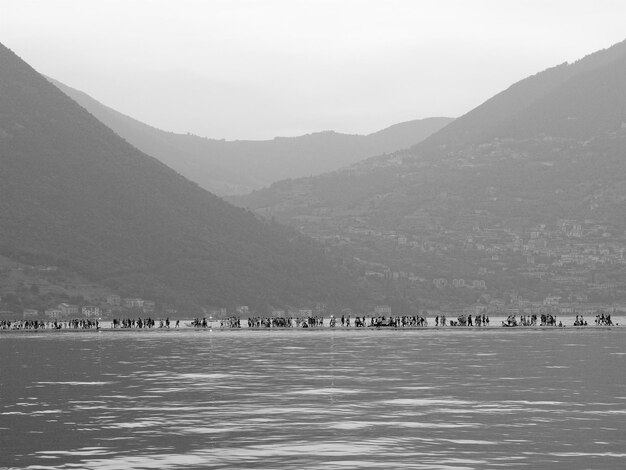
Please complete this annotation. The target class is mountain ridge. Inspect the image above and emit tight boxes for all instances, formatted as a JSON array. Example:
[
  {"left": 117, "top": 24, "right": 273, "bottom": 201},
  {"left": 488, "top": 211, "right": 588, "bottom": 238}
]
[
  {"left": 48, "top": 77, "right": 453, "bottom": 195},
  {"left": 414, "top": 39, "right": 626, "bottom": 151}
]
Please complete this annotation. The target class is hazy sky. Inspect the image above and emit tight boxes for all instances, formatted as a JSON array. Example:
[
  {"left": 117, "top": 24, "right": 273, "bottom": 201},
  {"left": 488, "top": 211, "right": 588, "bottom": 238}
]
[{"left": 2, "top": 0, "right": 626, "bottom": 140}]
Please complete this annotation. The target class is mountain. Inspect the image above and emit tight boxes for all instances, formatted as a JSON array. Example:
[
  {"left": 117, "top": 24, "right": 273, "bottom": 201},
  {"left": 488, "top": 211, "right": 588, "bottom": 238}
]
[
  {"left": 421, "top": 39, "right": 626, "bottom": 150},
  {"left": 0, "top": 42, "right": 370, "bottom": 313},
  {"left": 234, "top": 39, "right": 626, "bottom": 309},
  {"left": 48, "top": 78, "right": 453, "bottom": 195}
]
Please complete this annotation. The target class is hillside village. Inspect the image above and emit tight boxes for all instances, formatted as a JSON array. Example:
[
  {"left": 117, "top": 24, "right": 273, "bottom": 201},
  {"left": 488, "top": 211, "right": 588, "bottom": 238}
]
[
  {"left": 315, "top": 217, "right": 626, "bottom": 314},
  {"left": 245, "top": 130, "right": 626, "bottom": 316},
  {"left": 7, "top": 209, "right": 626, "bottom": 321},
  {"left": 0, "top": 265, "right": 340, "bottom": 320},
  {"left": 0, "top": 286, "right": 159, "bottom": 321},
  {"left": 0, "top": 284, "right": 344, "bottom": 321}
]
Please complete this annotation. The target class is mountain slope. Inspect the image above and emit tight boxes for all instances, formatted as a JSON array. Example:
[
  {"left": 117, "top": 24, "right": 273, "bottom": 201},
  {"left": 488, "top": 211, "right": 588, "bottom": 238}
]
[
  {"left": 234, "top": 39, "right": 626, "bottom": 308},
  {"left": 0, "top": 42, "right": 368, "bottom": 312},
  {"left": 418, "top": 39, "right": 626, "bottom": 150},
  {"left": 48, "top": 78, "right": 452, "bottom": 195}
]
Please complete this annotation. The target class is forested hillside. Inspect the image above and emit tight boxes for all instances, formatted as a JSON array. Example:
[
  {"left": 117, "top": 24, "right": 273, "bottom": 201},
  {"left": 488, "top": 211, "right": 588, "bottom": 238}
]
[{"left": 0, "top": 42, "right": 369, "bottom": 312}]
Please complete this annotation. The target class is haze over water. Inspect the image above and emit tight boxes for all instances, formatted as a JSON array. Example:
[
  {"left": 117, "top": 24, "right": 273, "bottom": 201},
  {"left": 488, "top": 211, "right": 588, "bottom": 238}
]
[{"left": 1, "top": 329, "right": 625, "bottom": 469}]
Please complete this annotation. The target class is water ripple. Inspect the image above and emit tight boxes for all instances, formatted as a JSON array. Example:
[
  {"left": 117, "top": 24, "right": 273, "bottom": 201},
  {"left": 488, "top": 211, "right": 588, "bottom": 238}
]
[{"left": 1, "top": 329, "right": 625, "bottom": 469}]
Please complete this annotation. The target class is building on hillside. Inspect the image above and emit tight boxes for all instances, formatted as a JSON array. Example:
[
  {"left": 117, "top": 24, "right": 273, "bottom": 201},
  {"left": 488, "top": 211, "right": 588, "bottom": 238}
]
[
  {"left": 236, "top": 306, "right": 249, "bottom": 315},
  {"left": 374, "top": 305, "right": 392, "bottom": 316},
  {"left": 142, "top": 300, "right": 156, "bottom": 314},
  {"left": 543, "top": 296, "right": 562, "bottom": 306},
  {"left": 452, "top": 278, "right": 466, "bottom": 288},
  {"left": 23, "top": 309, "right": 39, "bottom": 319},
  {"left": 45, "top": 308, "right": 63, "bottom": 319},
  {"left": 123, "top": 298, "right": 144, "bottom": 309},
  {"left": 106, "top": 294, "right": 121, "bottom": 306},
  {"left": 58, "top": 303, "right": 79, "bottom": 317},
  {"left": 81, "top": 306, "right": 100, "bottom": 318},
  {"left": 472, "top": 280, "right": 487, "bottom": 289}
]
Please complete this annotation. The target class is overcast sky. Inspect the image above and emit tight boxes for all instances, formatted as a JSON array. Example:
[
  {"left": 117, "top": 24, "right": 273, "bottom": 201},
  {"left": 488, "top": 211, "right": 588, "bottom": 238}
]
[{"left": 2, "top": 0, "right": 626, "bottom": 140}]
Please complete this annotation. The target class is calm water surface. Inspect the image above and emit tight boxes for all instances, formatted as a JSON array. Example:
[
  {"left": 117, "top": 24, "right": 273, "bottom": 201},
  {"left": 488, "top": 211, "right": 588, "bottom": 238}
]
[{"left": 1, "top": 329, "right": 625, "bottom": 469}]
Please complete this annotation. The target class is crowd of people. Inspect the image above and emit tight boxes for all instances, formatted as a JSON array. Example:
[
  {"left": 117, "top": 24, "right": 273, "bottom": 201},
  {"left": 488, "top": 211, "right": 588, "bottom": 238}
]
[
  {"left": 445, "top": 313, "right": 490, "bottom": 327},
  {"left": 246, "top": 316, "right": 324, "bottom": 328},
  {"left": 112, "top": 317, "right": 179, "bottom": 328},
  {"left": 220, "top": 312, "right": 617, "bottom": 329},
  {"left": 368, "top": 315, "right": 428, "bottom": 328},
  {"left": 190, "top": 317, "right": 210, "bottom": 328},
  {"left": 594, "top": 313, "right": 613, "bottom": 326},
  {"left": 0, "top": 319, "right": 101, "bottom": 330},
  {"left": 220, "top": 317, "right": 241, "bottom": 328},
  {"left": 501, "top": 313, "right": 564, "bottom": 327},
  {"left": 571, "top": 314, "right": 615, "bottom": 327},
  {"left": 573, "top": 315, "right": 588, "bottom": 326},
  {"left": 0, "top": 312, "right": 619, "bottom": 331},
  {"left": 242, "top": 315, "right": 431, "bottom": 329},
  {"left": 223, "top": 314, "right": 467, "bottom": 328}
]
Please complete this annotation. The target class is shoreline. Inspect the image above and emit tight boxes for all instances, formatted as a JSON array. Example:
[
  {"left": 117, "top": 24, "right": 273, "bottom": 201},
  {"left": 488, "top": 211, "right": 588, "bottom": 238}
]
[{"left": 0, "top": 324, "right": 622, "bottom": 334}]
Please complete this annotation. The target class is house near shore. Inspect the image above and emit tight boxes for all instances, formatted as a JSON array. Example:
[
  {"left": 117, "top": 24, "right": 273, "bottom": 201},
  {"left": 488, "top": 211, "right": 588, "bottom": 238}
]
[
  {"left": 123, "top": 298, "right": 144, "bottom": 309},
  {"left": 58, "top": 303, "right": 79, "bottom": 317},
  {"left": 81, "top": 306, "right": 100, "bottom": 318},
  {"left": 23, "top": 309, "right": 39, "bottom": 319},
  {"left": 374, "top": 305, "right": 392, "bottom": 316},
  {"left": 45, "top": 308, "right": 63, "bottom": 319}
]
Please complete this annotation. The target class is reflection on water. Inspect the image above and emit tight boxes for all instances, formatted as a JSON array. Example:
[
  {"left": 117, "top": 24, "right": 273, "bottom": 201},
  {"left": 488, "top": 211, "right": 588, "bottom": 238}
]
[{"left": 1, "top": 329, "right": 625, "bottom": 469}]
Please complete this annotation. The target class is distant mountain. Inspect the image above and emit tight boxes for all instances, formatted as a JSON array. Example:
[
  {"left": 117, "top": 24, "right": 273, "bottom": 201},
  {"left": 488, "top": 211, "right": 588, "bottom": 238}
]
[
  {"left": 0, "top": 42, "right": 369, "bottom": 312},
  {"left": 48, "top": 78, "right": 453, "bottom": 195},
  {"left": 234, "top": 39, "right": 626, "bottom": 308}
]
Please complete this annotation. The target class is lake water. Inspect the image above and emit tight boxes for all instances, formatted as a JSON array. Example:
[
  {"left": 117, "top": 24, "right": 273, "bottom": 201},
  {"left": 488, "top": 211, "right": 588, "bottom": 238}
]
[{"left": 1, "top": 329, "right": 625, "bottom": 469}]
